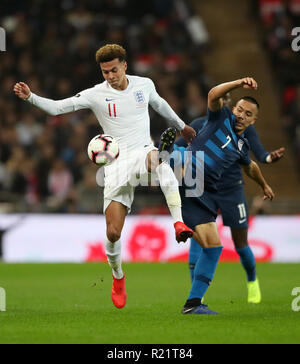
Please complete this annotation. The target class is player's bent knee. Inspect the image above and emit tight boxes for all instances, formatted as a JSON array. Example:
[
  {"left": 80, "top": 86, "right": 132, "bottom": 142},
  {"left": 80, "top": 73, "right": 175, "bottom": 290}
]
[{"left": 194, "top": 222, "right": 221, "bottom": 248}]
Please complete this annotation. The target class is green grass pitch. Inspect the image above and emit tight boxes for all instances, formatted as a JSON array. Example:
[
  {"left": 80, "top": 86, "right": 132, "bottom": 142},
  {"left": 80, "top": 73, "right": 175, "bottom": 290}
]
[{"left": 0, "top": 262, "right": 299, "bottom": 344}]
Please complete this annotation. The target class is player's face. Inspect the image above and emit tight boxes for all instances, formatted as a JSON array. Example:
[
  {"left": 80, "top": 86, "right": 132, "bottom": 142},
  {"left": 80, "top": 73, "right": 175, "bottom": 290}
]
[
  {"left": 100, "top": 58, "right": 128, "bottom": 90},
  {"left": 233, "top": 99, "right": 258, "bottom": 134}
]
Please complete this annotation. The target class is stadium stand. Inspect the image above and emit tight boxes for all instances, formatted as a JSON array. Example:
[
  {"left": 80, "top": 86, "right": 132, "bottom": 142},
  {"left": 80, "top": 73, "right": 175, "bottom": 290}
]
[
  {"left": 1, "top": 0, "right": 298, "bottom": 214},
  {"left": 193, "top": 0, "right": 300, "bottom": 213},
  {"left": 255, "top": 0, "right": 300, "bottom": 174},
  {"left": 0, "top": 0, "right": 210, "bottom": 213}
]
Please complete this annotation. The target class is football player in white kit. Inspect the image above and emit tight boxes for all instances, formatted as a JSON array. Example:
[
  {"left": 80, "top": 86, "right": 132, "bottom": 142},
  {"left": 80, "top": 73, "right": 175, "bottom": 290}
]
[{"left": 14, "top": 44, "right": 196, "bottom": 309}]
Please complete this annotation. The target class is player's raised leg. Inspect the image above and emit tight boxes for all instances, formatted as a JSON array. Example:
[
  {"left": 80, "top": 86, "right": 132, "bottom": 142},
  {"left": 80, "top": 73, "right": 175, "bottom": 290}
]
[
  {"left": 231, "top": 228, "right": 261, "bottom": 303},
  {"left": 182, "top": 222, "right": 223, "bottom": 314},
  {"left": 147, "top": 148, "right": 193, "bottom": 243},
  {"left": 105, "top": 201, "right": 127, "bottom": 308}
]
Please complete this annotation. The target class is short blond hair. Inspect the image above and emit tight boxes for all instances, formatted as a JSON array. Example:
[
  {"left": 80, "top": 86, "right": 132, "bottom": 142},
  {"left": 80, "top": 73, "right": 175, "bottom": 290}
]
[{"left": 95, "top": 44, "right": 127, "bottom": 65}]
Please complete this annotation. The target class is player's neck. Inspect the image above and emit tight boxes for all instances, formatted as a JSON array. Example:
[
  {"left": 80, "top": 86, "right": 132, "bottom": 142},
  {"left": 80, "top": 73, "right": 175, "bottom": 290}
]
[{"left": 235, "top": 127, "right": 246, "bottom": 135}]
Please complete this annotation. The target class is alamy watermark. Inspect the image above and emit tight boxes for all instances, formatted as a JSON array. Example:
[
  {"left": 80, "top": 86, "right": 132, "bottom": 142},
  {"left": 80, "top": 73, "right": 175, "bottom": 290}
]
[
  {"left": 96, "top": 150, "right": 205, "bottom": 198},
  {"left": 291, "top": 287, "right": 300, "bottom": 312},
  {"left": 0, "top": 287, "right": 6, "bottom": 311},
  {"left": 0, "top": 27, "right": 6, "bottom": 51},
  {"left": 291, "top": 27, "right": 300, "bottom": 52}
]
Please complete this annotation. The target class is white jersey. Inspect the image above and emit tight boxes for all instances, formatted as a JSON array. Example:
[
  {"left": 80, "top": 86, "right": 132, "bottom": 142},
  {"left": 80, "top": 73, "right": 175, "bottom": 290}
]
[{"left": 26, "top": 75, "right": 185, "bottom": 152}]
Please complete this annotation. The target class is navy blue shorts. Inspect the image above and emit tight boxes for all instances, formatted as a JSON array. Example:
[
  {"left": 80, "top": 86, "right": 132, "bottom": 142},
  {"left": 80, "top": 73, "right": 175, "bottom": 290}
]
[
  {"left": 180, "top": 184, "right": 249, "bottom": 230},
  {"left": 180, "top": 187, "right": 218, "bottom": 230},
  {"left": 214, "top": 185, "right": 249, "bottom": 229}
]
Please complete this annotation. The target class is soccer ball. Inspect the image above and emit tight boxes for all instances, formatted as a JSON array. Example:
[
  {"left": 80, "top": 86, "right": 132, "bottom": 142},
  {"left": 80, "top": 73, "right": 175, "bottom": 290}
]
[{"left": 87, "top": 134, "right": 119, "bottom": 166}]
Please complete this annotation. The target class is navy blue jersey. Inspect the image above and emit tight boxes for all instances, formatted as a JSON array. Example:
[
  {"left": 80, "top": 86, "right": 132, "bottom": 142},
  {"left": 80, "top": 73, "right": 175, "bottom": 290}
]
[
  {"left": 181, "top": 107, "right": 251, "bottom": 192},
  {"left": 176, "top": 116, "right": 207, "bottom": 147},
  {"left": 176, "top": 113, "right": 269, "bottom": 191}
]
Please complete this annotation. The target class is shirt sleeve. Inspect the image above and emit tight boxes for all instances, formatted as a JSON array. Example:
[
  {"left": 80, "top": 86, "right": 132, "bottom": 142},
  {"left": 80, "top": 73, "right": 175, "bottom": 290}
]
[
  {"left": 206, "top": 105, "right": 230, "bottom": 122},
  {"left": 26, "top": 89, "right": 92, "bottom": 116},
  {"left": 245, "top": 125, "right": 269, "bottom": 163},
  {"left": 148, "top": 79, "right": 185, "bottom": 131}
]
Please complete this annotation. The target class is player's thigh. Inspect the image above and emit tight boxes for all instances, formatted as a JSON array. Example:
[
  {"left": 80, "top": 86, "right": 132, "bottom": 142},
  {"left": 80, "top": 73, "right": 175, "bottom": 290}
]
[
  {"left": 105, "top": 201, "right": 127, "bottom": 241},
  {"left": 193, "top": 222, "right": 221, "bottom": 248},
  {"left": 181, "top": 189, "right": 218, "bottom": 229}
]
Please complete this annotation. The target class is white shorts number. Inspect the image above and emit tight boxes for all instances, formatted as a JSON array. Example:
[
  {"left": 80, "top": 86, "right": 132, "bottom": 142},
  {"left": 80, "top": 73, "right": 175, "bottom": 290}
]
[{"left": 237, "top": 203, "right": 247, "bottom": 219}]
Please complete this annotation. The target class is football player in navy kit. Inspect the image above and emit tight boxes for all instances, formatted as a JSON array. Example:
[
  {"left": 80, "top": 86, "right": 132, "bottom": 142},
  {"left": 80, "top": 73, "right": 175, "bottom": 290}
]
[
  {"left": 160, "top": 77, "right": 275, "bottom": 314},
  {"left": 175, "top": 94, "right": 284, "bottom": 304}
]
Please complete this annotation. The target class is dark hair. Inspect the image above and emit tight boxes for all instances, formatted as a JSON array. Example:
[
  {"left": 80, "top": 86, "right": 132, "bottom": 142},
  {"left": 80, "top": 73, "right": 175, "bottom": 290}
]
[
  {"left": 239, "top": 96, "right": 260, "bottom": 109},
  {"left": 95, "top": 44, "right": 127, "bottom": 64}
]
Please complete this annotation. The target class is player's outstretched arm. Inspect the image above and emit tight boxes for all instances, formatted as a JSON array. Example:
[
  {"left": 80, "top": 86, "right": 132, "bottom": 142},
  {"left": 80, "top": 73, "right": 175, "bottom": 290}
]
[
  {"left": 13, "top": 82, "right": 91, "bottom": 116},
  {"left": 208, "top": 77, "right": 258, "bottom": 112},
  {"left": 246, "top": 125, "right": 285, "bottom": 164},
  {"left": 242, "top": 160, "right": 274, "bottom": 201}
]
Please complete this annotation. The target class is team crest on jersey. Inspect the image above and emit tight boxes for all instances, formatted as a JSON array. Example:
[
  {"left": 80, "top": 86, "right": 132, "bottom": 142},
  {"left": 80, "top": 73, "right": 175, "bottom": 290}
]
[
  {"left": 134, "top": 90, "right": 145, "bottom": 103},
  {"left": 238, "top": 139, "right": 244, "bottom": 151}
]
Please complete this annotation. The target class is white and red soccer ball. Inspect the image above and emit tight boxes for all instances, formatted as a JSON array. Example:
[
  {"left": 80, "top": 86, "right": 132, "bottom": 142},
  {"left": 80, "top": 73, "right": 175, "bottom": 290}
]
[{"left": 87, "top": 134, "right": 119, "bottom": 166}]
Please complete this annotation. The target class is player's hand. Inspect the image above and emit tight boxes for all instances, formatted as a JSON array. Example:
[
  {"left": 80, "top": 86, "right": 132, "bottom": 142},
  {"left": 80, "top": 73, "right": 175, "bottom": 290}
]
[
  {"left": 262, "top": 184, "right": 274, "bottom": 201},
  {"left": 267, "top": 147, "right": 285, "bottom": 163},
  {"left": 13, "top": 82, "right": 31, "bottom": 100},
  {"left": 180, "top": 125, "right": 196, "bottom": 144},
  {"left": 239, "top": 77, "right": 258, "bottom": 90}
]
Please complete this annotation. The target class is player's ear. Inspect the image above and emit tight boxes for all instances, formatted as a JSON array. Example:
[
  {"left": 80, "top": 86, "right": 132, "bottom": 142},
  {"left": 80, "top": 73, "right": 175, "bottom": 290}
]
[{"left": 124, "top": 61, "right": 127, "bottom": 71}]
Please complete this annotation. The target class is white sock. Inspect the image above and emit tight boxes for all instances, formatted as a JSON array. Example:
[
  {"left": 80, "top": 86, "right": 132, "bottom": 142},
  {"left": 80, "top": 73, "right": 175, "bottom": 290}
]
[
  {"left": 155, "top": 162, "right": 183, "bottom": 223},
  {"left": 104, "top": 237, "right": 124, "bottom": 279}
]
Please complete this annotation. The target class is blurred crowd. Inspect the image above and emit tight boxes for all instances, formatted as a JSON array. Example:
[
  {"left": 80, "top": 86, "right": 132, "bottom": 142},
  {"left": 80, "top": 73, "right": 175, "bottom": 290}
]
[
  {"left": 0, "top": 0, "right": 211, "bottom": 213},
  {"left": 255, "top": 0, "right": 300, "bottom": 172}
]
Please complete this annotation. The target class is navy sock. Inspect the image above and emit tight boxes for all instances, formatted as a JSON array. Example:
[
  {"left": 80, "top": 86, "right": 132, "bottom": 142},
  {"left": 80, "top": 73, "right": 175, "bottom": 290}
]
[
  {"left": 236, "top": 246, "right": 256, "bottom": 282},
  {"left": 188, "top": 246, "right": 223, "bottom": 301},
  {"left": 188, "top": 238, "right": 203, "bottom": 282}
]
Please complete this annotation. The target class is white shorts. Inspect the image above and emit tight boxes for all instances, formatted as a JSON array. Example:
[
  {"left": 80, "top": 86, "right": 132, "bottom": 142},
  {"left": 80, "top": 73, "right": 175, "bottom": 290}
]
[{"left": 103, "top": 144, "right": 157, "bottom": 214}]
